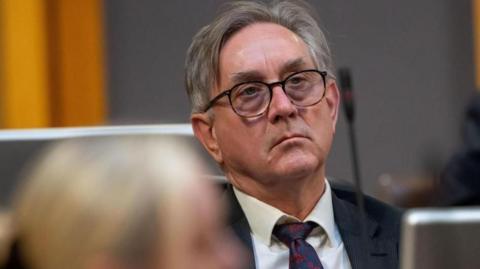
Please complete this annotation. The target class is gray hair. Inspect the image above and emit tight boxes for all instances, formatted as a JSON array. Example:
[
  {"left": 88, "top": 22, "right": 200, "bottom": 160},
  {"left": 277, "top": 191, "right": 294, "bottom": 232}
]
[{"left": 185, "top": 0, "right": 334, "bottom": 113}]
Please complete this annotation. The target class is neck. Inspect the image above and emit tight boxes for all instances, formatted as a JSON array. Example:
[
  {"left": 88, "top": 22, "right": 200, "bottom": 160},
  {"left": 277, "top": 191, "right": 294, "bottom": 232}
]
[{"left": 228, "top": 171, "right": 326, "bottom": 220}]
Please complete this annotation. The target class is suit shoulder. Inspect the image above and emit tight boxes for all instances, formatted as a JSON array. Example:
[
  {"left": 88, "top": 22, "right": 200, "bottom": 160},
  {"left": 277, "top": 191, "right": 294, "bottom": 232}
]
[{"left": 331, "top": 182, "right": 403, "bottom": 238}]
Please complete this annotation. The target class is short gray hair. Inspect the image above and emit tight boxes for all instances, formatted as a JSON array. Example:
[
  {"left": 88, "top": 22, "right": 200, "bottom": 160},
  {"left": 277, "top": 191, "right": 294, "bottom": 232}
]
[{"left": 184, "top": 0, "right": 334, "bottom": 113}]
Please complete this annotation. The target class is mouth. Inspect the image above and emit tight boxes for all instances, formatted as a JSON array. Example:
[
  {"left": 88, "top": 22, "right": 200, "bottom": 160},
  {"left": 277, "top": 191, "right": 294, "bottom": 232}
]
[{"left": 271, "top": 133, "right": 309, "bottom": 149}]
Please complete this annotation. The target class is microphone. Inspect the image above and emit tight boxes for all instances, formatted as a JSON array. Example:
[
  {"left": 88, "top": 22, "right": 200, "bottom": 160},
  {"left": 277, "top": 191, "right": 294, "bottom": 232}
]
[{"left": 338, "top": 68, "right": 355, "bottom": 123}]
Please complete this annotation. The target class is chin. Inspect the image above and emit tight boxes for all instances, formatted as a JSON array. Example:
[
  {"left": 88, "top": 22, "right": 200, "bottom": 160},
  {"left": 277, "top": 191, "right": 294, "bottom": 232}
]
[
  {"left": 266, "top": 142, "right": 325, "bottom": 179},
  {"left": 274, "top": 153, "right": 321, "bottom": 179}
]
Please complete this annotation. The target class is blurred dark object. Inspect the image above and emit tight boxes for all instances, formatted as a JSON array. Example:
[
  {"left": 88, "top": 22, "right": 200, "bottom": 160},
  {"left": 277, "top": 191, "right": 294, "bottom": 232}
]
[
  {"left": 0, "top": 239, "right": 27, "bottom": 269},
  {"left": 436, "top": 94, "right": 480, "bottom": 206},
  {"left": 464, "top": 94, "right": 480, "bottom": 150}
]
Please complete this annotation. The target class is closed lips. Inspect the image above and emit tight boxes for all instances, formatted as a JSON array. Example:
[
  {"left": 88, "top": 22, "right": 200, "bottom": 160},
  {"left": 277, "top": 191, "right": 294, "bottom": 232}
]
[{"left": 272, "top": 134, "right": 307, "bottom": 148}]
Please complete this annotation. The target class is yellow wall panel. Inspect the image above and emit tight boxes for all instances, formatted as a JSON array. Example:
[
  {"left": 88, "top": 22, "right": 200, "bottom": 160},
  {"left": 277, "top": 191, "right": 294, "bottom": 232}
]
[
  {"left": 52, "top": 0, "right": 107, "bottom": 126},
  {"left": 0, "top": 0, "right": 50, "bottom": 128},
  {"left": 474, "top": 0, "right": 480, "bottom": 90}
]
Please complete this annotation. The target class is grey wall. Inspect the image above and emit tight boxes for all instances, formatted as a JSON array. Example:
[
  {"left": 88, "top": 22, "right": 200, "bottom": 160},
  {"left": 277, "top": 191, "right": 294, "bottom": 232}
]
[{"left": 104, "top": 0, "right": 476, "bottom": 194}]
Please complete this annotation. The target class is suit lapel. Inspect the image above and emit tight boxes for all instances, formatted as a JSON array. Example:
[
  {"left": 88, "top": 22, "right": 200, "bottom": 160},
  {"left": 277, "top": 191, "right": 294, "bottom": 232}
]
[
  {"left": 332, "top": 191, "right": 398, "bottom": 269},
  {"left": 224, "top": 185, "right": 256, "bottom": 269}
]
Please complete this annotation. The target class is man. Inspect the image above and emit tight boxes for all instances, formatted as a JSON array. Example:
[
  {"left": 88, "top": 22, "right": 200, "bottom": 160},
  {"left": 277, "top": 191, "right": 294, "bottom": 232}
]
[{"left": 185, "top": 1, "right": 401, "bottom": 269}]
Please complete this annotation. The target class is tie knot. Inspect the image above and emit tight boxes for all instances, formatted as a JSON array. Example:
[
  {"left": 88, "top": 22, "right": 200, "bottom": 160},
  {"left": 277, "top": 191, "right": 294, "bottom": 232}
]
[{"left": 273, "top": 221, "right": 317, "bottom": 245}]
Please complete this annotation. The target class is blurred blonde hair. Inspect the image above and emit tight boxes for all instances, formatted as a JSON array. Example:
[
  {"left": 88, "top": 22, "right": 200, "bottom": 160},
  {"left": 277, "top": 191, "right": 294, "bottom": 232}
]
[
  {"left": 11, "top": 136, "right": 206, "bottom": 269},
  {"left": 0, "top": 210, "right": 11, "bottom": 265}
]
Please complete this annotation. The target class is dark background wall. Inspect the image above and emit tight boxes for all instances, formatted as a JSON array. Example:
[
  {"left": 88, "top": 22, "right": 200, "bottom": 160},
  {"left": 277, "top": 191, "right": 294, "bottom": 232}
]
[{"left": 104, "top": 0, "right": 476, "bottom": 194}]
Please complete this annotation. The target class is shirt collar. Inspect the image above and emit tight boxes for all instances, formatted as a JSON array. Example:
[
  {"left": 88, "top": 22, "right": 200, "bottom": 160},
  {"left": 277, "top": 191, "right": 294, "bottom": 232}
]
[{"left": 233, "top": 179, "right": 338, "bottom": 247}]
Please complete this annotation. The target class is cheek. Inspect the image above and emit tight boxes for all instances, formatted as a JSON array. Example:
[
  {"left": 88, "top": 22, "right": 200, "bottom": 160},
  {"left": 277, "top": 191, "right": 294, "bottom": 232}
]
[
  {"left": 304, "top": 108, "right": 335, "bottom": 150},
  {"left": 216, "top": 119, "right": 268, "bottom": 157}
]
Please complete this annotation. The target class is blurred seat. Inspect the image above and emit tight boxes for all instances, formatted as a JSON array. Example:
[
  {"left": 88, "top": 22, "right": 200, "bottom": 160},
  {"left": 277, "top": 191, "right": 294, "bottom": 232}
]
[{"left": 0, "top": 124, "right": 224, "bottom": 206}]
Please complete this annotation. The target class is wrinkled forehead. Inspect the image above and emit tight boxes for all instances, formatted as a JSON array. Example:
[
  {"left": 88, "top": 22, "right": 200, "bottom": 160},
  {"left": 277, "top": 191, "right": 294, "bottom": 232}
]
[{"left": 217, "top": 23, "right": 315, "bottom": 86}]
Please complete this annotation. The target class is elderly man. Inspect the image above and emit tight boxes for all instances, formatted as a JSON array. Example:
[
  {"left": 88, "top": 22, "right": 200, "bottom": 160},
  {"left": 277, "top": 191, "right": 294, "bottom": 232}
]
[{"left": 185, "top": 1, "right": 401, "bottom": 269}]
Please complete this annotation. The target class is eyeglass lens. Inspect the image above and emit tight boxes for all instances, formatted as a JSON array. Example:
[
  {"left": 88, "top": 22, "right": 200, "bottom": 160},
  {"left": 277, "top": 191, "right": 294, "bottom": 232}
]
[{"left": 230, "top": 70, "right": 325, "bottom": 117}]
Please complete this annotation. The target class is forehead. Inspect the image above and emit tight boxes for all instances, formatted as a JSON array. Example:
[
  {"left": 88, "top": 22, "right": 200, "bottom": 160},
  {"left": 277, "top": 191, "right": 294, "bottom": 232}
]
[{"left": 218, "top": 23, "right": 314, "bottom": 84}]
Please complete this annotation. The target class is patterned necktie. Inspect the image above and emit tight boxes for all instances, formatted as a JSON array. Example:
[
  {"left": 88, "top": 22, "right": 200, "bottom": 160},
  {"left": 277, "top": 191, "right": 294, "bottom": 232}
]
[{"left": 273, "top": 221, "right": 324, "bottom": 269}]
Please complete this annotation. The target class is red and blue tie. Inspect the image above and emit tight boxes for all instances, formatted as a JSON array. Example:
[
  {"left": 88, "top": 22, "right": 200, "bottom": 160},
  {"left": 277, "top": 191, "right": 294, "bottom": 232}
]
[{"left": 273, "top": 221, "right": 324, "bottom": 269}]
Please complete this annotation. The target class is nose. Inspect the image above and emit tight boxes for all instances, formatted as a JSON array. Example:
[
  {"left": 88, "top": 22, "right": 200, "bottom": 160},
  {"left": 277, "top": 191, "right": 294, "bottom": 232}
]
[{"left": 267, "top": 84, "right": 298, "bottom": 123}]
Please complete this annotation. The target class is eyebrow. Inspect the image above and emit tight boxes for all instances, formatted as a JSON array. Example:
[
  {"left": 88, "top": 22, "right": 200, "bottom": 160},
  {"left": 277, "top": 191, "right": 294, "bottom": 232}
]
[
  {"left": 279, "top": 58, "right": 308, "bottom": 75},
  {"left": 230, "top": 70, "right": 263, "bottom": 85},
  {"left": 229, "top": 58, "right": 308, "bottom": 86}
]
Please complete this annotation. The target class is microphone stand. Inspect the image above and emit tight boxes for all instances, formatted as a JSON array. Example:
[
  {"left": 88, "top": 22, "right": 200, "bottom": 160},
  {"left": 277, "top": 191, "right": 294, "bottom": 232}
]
[
  {"left": 347, "top": 118, "right": 366, "bottom": 222},
  {"left": 338, "top": 68, "right": 369, "bottom": 265}
]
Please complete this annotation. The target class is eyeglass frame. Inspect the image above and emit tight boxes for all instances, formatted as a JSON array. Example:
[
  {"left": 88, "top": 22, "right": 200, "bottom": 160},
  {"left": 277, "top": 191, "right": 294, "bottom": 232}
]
[{"left": 202, "top": 69, "right": 328, "bottom": 118}]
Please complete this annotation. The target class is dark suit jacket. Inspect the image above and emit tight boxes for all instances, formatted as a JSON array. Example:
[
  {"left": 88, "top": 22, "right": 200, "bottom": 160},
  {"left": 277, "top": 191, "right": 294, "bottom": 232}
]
[{"left": 225, "top": 181, "right": 402, "bottom": 269}]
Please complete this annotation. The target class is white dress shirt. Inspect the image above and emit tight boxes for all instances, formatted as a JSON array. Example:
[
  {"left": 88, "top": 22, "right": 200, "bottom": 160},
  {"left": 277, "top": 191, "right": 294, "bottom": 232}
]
[{"left": 233, "top": 180, "right": 352, "bottom": 269}]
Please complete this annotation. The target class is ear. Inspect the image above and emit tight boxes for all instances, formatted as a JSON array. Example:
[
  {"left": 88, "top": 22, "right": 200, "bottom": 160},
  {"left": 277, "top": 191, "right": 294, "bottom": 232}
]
[
  {"left": 191, "top": 113, "right": 224, "bottom": 165},
  {"left": 324, "top": 80, "right": 340, "bottom": 133}
]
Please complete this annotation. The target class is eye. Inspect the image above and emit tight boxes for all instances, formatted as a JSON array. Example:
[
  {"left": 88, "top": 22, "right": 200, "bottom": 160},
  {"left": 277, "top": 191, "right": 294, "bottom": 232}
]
[
  {"left": 287, "top": 75, "right": 307, "bottom": 88},
  {"left": 239, "top": 86, "right": 260, "bottom": 96},
  {"left": 234, "top": 83, "right": 265, "bottom": 99}
]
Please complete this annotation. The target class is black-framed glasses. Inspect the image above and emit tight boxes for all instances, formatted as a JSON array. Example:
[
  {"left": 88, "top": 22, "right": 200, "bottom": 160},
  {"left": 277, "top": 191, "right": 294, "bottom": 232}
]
[{"left": 203, "top": 69, "right": 327, "bottom": 118}]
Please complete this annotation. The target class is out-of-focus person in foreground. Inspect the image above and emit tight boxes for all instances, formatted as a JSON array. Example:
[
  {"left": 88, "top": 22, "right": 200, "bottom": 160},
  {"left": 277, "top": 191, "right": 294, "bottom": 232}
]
[
  {"left": 1, "top": 136, "right": 243, "bottom": 269},
  {"left": 185, "top": 1, "right": 401, "bottom": 268}
]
